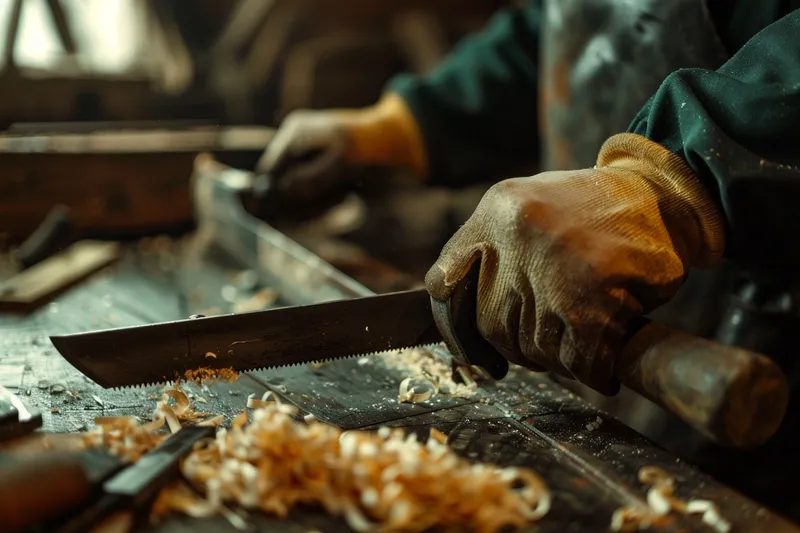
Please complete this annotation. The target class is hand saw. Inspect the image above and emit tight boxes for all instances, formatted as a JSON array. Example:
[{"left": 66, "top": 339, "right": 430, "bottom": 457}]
[{"left": 50, "top": 263, "right": 789, "bottom": 449}]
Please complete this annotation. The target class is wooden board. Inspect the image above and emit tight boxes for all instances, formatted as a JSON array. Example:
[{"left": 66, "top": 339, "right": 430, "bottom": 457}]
[
  {"left": 0, "top": 237, "right": 796, "bottom": 532},
  {"left": 0, "top": 240, "right": 121, "bottom": 313},
  {"left": 0, "top": 126, "right": 274, "bottom": 243}
]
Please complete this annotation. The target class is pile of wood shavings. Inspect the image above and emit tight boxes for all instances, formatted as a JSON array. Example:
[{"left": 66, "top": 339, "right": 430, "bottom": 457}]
[
  {"left": 611, "top": 466, "right": 731, "bottom": 533},
  {"left": 154, "top": 395, "right": 550, "bottom": 532},
  {"left": 376, "top": 347, "right": 477, "bottom": 400},
  {"left": 82, "top": 386, "right": 222, "bottom": 463},
  {"left": 82, "top": 415, "right": 167, "bottom": 463}
]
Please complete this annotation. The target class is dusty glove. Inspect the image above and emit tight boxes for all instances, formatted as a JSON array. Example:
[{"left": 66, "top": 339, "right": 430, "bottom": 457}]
[
  {"left": 425, "top": 133, "right": 725, "bottom": 394},
  {"left": 256, "top": 93, "right": 427, "bottom": 204}
]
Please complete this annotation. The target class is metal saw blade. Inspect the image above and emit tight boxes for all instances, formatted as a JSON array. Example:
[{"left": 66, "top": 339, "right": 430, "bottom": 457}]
[{"left": 50, "top": 289, "right": 443, "bottom": 388}]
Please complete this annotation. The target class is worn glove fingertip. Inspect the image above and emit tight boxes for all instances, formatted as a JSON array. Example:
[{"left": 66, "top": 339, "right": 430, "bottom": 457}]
[{"left": 424, "top": 263, "right": 452, "bottom": 302}]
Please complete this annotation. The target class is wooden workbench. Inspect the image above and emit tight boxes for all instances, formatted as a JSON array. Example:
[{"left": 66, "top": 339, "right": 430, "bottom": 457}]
[
  {"left": 2, "top": 158, "right": 798, "bottom": 532},
  {"left": 1, "top": 237, "right": 797, "bottom": 533}
]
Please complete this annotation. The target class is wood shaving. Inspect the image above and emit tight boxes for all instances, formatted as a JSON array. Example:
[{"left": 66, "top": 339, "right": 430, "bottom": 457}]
[
  {"left": 611, "top": 467, "right": 730, "bottom": 532},
  {"left": 379, "top": 347, "right": 477, "bottom": 400},
  {"left": 84, "top": 386, "right": 220, "bottom": 463},
  {"left": 610, "top": 507, "right": 654, "bottom": 532},
  {"left": 82, "top": 416, "right": 167, "bottom": 463},
  {"left": 686, "top": 500, "right": 732, "bottom": 533},
  {"left": 246, "top": 391, "right": 278, "bottom": 409},
  {"left": 153, "top": 387, "right": 223, "bottom": 432},
  {"left": 154, "top": 398, "right": 550, "bottom": 532},
  {"left": 429, "top": 428, "right": 447, "bottom": 445},
  {"left": 182, "top": 367, "right": 239, "bottom": 386},
  {"left": 397, "top": 377, "right": 434, "bottom": 404}
]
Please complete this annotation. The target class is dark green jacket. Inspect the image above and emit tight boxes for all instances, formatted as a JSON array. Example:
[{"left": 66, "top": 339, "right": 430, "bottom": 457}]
[{"left": 388, "top": 1, "right": 800, "bottom": 268}]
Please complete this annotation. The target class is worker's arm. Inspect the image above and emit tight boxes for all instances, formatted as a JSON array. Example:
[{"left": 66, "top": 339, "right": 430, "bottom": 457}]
[
  {"left": 425, "top": 8, "right": 800, "bottom": 394},
  {"left": 628, "top": 8, "right": 800, "bottom": 268},
  {"left": 257, "top": 1, "right": 543, "bottom": 203},
  {"left": 387, "top": 0, "right": 543, "bottom": 185}
]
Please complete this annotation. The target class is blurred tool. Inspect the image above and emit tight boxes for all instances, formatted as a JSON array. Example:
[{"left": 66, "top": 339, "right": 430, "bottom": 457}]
[
  {"left": 57, "top": 426, "right": 213, "bottom": 533},
  {"left": 0, "top": 426, "right": 212, "bottom": 533},
  {"left": 0, "top": 384, "right": 42, "bottom": 443},
  {"left": 14, "top": 205, "right": 75, "bottom": 270},
  {"left": 1, "top": 447, "right": 122, "bottom": 533}
]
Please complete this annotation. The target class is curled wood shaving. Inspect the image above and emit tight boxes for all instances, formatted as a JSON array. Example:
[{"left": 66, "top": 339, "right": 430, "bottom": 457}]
[
  {"left": 152, "top": 483, "right": 217, "bottom": 519},
  {"left": 82, "top": 416, "right": 167, "bottom": 463},
  {"left": 397, "top": 378, "right": 434, "bottom": 404},
  {"left": 611, "top": 467, "right": 731, "bottom": 532},
  {"left": 156, "top": 399, "right": 550, "bottom": 532},
  {"left": 686, "top": 500, "right": 732, "bottom": 533},
  {"left": 610, "top": 507, "right": 649, "bottom": 532},
  {"left": 196, "top": 415, "right": 225, "bottom": 428},
  {"left": 379, "top": 347, "right": 477, "bottom": 400},
  {"left": 428, "top": 428, "right": 447, "bottom": 445},
  {"left": 151, "top": 386, "right": 223, "bottom": 433},
  {"left": 246, "top": 391, "right": 278, "bottom": 409}
]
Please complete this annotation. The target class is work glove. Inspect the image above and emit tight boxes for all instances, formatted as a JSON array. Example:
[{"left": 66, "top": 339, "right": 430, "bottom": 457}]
[
  {"left": 426, "top": 133, "right": 725, "bottom": 394},
  {"left": 256, "top": 93, "right": 426, "bottom": 205}
]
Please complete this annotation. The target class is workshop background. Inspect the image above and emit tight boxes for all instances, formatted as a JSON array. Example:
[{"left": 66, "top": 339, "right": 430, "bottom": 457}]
[
  {"left": 0, "top": 0, "right": 705, "bottom": 460},
  {"left": 1, "top": 3, "right": 789, "bottom": 532}
]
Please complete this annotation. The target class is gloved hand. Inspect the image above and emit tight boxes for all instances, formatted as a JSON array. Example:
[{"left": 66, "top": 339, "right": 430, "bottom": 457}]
[
  {"left": 425, "top": 133, "right": 725, "bottom": 394},
  {"left": 257, "top": 93, "right": 426, "bottom": 205}
]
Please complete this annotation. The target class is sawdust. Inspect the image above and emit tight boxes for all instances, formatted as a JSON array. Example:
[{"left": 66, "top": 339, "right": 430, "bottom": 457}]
[
  {"left": 375, "top": 346, "right": 477, "bottom": 400},
  {"left": 181, "top": 367, "right": 239, "bottom": 386}
]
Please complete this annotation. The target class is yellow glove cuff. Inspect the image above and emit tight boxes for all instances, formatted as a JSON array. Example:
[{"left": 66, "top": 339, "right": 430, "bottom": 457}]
[
  {"left": 597, "top": 133, "right": 725, "bottom": 268},
  {"left": 334, "top": 93, "right": 428, "bottom": 180}
]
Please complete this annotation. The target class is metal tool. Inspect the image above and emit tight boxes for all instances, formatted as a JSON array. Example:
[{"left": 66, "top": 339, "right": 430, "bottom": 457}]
[
  {"left": 56, "top": 426, "right": 213, "bottom": 533},
  {"left": 0, "top": 384, "right": 42, "bottom": 443},
  {"left": 51, "top": 257, "right": 789, "bottom": 449},
  {"left": 1, "top": 447, "right": 122, "bottom": 533}
]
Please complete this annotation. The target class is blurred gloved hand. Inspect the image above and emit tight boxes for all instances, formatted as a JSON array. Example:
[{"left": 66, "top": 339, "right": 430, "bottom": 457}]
[
  {"left": 425, "top": 133, "right": 725, "bottom": 394},
  {"left": 256, "top": 93, "right": 426, "bottom": 205}
]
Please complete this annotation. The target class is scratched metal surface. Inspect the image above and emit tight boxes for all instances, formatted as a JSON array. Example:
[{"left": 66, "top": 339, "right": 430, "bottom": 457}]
[
  {"left": 0, "top": 248, "right": 792, "bottom": 532},
  {"left": 1, "top": 180, "right": 796, "bottom": 532}
]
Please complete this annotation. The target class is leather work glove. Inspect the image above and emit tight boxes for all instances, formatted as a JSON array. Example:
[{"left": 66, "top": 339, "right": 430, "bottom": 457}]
[
  {"left": 257, "top": 93, "right": 426, "bottom": 205},
  {"left": 425, "top": 133, "right": 725, "bottom": 394}
]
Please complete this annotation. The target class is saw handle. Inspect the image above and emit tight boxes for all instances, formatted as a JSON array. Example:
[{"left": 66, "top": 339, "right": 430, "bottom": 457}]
[
  {"left": 0, "top": 452, "right": 92, "bottom": 533},
  {"left": 433, "top": 262, "right": 789, "bottom": 449}
]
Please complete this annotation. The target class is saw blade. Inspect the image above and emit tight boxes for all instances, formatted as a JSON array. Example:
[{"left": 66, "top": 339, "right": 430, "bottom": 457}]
[{"left": 50, "top": 289, "right": 443, "bottom": 388}]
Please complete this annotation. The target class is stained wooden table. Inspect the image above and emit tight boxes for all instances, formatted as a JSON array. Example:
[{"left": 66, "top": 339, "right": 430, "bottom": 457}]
[{"left": 1, "top": 238, "right": 796, "bottom": 533}]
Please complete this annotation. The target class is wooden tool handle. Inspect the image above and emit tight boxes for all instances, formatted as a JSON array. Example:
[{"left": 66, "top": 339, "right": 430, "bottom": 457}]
[
  {"left": 435, "top": 262, "right": 790, "bottom": 449},
  {"left": 616, "top": 320, "right": 789, "bottom": 449},
  {"left": 15, "top": 204, "right": 74, "bottom": 270},
  {"left": 0, "top": 453, "right": 92, "bottom": 533}
]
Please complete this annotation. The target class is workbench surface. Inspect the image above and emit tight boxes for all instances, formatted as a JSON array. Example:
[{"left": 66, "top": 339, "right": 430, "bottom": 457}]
[{"left": 0, "top": 242, "right": 795, "bottom": 533}]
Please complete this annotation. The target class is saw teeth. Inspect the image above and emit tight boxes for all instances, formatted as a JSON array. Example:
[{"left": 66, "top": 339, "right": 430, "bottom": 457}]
[
  {"left": 106, "top": 343, "right": 443, "bottom": 390},
  {"left": 111, "top": 381, "right": 170, "bottom": 391}
]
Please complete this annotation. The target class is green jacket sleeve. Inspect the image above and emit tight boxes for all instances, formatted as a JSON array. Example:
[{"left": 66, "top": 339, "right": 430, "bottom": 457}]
[
  {"left": 628, "top": 9, "right": 800, "bottom": 268},
  {"left": 388, "top": 0, "right": 543, "bottom": 187}
]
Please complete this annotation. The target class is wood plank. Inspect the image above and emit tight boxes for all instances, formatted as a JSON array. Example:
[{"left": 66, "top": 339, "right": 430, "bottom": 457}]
[
  {"left": 0, "top": 127, "right": 274, "bottom": 243},
  {"left": 0, "top": 234, "right": 794, "bottom": 532},
  {"left": 0, "top": 241, "right": 121, "bottom": 313},
  {"left": 0, "top": 127, "right": 274, "bottom": 153}
]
